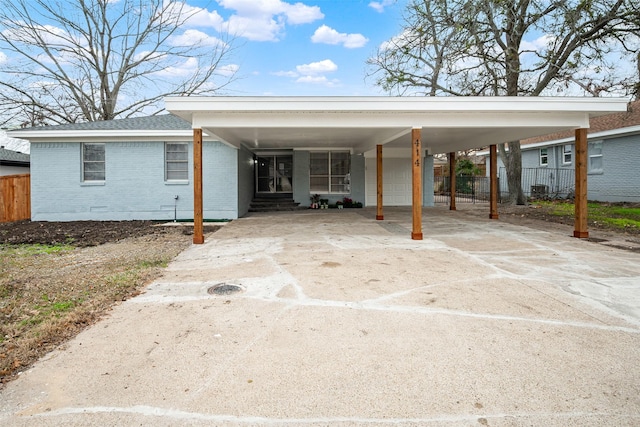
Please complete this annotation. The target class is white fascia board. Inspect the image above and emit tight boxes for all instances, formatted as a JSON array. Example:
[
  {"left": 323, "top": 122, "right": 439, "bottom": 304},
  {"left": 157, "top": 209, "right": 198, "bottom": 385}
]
[
  {"left": 8, "top": 129, "right": 217, "bottom": 143},
  {"left": 191, "top": 110, "right": 592, "bottom": 129},
  {"left": 166, "top": 96, "right": 629, "bottom": 115}
]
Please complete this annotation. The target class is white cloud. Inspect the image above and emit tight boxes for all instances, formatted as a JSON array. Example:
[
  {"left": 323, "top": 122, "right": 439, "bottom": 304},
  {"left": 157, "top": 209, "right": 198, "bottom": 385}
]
[
  {"left": 311, "top": 25, "right": 368, "bottom": 49},
  {"left": 0, "top": 51, "right": 8, "bottom": 64},
  {"left": 212, "top": 0, "right": 324, "bottom": 41},
  {"left": 369, "top": 0, "right": 395, "bottom": 13},
  {"left": 168, "top": 2, "right": 226, "bottom": 29},
  {"left": 520, "top": 34, "right": 554, "bottom": 53},
  {"left": 169, "top": 29, "right": 226, "bottom": 47},
  {"left": 225, "top": 14, "right": 284, "bottom": 41},
  {"left": 187, "top": 8, "right": 226, "bottom": 29},
  {"left": 296, "top": 59, "right": 337, "bottom": 75},
  {"left": 217, "top": 63, "right": 240, "bottom": 76},
  {"left": 218, "top": 0, "right": 323, "bottom": 24},
  {"left": 379, "top": 29, "right": 412, "bottom": 52},
  {"left": 272, "top": 70, "right": 299, "bottom": 77},
  {"left": 155, "top": 57, "right": 199, "bottom": 78},
  {"left": 133, "top": 50, "right": 167, "bottom": 63},
  {"left": 4, "top": 23, "right": 82, "bottom": 57},
  {"left": 163, "top": 1, "right": 324, "bottom": 42},
  {"left": 280, "top": 2, "right": 324, "bottom": 24},
  {"left": 295, "top": 75, "right": 340, "bottom": 87},
  {"left": 273, "top": 59, "right": 339, "bottom": 87}
]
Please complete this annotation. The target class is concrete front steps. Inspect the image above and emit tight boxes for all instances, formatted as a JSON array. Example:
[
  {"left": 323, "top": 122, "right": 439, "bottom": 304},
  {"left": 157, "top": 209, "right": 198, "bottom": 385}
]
[{"left": 248, "top": 197, "right": 307, "bottom": 213}]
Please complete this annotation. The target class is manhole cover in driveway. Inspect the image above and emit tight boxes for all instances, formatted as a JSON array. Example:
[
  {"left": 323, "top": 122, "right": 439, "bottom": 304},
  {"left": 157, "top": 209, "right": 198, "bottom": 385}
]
[{"left": 207, "top": 283, "right": 244, "bottom": 295}]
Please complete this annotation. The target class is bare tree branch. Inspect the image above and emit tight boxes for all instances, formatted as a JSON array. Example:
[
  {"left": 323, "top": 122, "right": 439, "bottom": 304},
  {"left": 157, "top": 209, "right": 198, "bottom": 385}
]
[
  {"left": 367, "top": 0, "right": 640, "bottom": 204},
  {"left": 0, "top": 0, "right": 237, "bottom": 126}
]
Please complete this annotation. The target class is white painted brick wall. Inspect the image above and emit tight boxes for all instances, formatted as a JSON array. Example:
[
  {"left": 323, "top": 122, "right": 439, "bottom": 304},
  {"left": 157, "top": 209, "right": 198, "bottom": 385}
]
[
  {"left": 588, "top": 135, "right": 640, "bottom": 202},
  {"left": 31, "top": 140, "right": 239, "bottom": 221}
]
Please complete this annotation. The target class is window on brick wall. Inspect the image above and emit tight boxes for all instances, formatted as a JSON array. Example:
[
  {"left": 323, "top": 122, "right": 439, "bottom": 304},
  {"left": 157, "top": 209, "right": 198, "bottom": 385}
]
[
  {"left": 539, "top": 148, "right": 548, "bottom": 166},
  {"left": 563, "top": 144, "right": 572, "bottom": 165},
  {"left": 82, "top": 143, "right": 105, "bottom": 181},
  {"left": 309, "top": 151, "right": 350, "bottom": 193},
  {"left": 165, "top": 142, "right": 189, "bottom": 181},
  {"left": 588, "top": 141, "right": 603, "bottom": 174}
]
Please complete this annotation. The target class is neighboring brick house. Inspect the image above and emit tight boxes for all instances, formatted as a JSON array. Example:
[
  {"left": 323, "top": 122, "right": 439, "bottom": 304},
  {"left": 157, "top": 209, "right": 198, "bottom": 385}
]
[{"left": 486, "top": 100, "right": 640, "bottom": 203}]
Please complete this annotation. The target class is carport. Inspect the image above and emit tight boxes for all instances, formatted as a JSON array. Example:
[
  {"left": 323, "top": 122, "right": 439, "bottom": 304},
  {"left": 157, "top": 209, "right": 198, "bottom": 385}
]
[{"left": 165, "top": 96, "right": 629, "bottom": 243}]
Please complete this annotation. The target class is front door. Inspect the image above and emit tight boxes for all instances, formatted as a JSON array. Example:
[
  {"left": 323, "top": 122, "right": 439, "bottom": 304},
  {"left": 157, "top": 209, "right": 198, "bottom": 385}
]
[{"left": 256, "top": 154, "right": 293, "bottom": 194}]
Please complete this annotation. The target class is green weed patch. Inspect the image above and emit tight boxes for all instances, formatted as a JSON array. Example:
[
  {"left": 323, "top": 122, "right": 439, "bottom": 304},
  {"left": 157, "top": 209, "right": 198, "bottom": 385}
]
[
  {"left": 535, "top": 201, "right": 640, "bottom": 232},
  {"left": 1, "top": 243, "right": 74, "bottom": 256}
]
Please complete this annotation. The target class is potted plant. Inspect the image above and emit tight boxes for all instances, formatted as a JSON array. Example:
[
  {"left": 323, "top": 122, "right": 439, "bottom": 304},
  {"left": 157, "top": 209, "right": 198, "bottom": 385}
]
[
  {"left": 336, "top": 200, "right": 343, "bottom": 209},
  {"left": 310, "top": 194, "right": 320, "bottom": 209},
  {"left": 342, "top": 197, "right": 353, "bottom": 208},
  {"left": 320, "top": 198, "right": 329, "bottom": 209}
]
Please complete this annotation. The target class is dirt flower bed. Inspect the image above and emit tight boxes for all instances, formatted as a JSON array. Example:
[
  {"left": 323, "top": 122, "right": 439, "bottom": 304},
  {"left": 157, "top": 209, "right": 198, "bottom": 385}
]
[
  {"left": 456, "top": 201, "right": 640, "bottom": 252},
  {"left": 491, "top": 201, "right": 640, "bottom": 236},
  {"left": 0, "top": 221, "right": 220, "bottom": 384}
]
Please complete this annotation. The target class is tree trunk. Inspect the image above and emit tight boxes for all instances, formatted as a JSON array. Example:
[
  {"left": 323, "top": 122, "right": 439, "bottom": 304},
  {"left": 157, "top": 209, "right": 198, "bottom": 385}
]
[{"left": 499, "top": 141, "right": 527, "bottom": 205}]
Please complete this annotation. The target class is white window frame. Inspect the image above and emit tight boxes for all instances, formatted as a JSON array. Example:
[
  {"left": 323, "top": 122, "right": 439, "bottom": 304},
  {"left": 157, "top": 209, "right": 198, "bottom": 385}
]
[
  {"left": 309, "top": 151, "right": 351, "bottom": 194},
  {"left": 588, "top": 140, "right": 603, "bottom": 174},
  {"left": 539, "top": 148, "right": 548, "bottom": 166},
  {"left": 82, "top": 143, "right": 105, "bottom": 182},
  {"left": 165, "top": 142, "right": 189, "bottom": 182},
  {"left": 562, "top": 144, "right": 572, "bottom": 165}
]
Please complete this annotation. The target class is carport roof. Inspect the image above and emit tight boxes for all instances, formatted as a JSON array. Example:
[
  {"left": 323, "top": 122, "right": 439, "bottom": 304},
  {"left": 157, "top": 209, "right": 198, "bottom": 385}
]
[{"left": 165, "top": 96, "right": 629, "bottom": 155}]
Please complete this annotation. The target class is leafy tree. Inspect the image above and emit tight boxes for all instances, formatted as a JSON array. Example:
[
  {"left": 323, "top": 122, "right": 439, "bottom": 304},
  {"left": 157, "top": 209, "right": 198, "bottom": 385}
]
[
  {"left": 368, "top": 0, "right": 640, "bottom": 204},
  {"left": 0, "top": 0, "right": 236, "bottom": 127},
  {"left": 455, "top": 158, "right": 481, "bottom": 176}
]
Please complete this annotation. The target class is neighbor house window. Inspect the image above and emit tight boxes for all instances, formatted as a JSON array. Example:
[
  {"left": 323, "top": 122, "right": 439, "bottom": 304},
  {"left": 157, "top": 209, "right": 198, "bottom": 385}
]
[
  {"left": 82, "top": 143, "right": 105, "bottom": 181},
  {"left": 539, "top": 148, "right": 548, "bottom": 166},
  {"left": 165, "top": 143, "right": 188, "bottom": 181},
  {"left": 563, "top": 144, "right": 572, "bottom": 165},
  {"left": 588, "top": 141, "right": 603, "bottom": 174},
  {"left": 309, "top": 151, "right": 350, "bottom": 193}
]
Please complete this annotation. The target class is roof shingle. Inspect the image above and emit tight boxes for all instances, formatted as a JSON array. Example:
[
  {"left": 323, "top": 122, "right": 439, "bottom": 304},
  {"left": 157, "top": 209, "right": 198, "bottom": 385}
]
[
  {"left": 15, "top": 114, "right": 191, "bottom": 132},
  {"left": 523, "top": 99, "right": 640, "bottom": 145},
  {"left": 0, "top": 147, "right": 30, "bottom": 164}
]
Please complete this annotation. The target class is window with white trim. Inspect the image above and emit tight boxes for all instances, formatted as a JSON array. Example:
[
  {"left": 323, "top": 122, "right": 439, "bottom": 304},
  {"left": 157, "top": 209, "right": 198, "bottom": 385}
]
[
  {"left": 588, "top": 141, "right": 603, "bottom": 174},
  {"left": 165, "top": 142, "right": 189, "bottom": 181},
  {"left": 562, "top": 144, "right": 572, "bottom": 165},
  {"left": 82, "top": 143, "right": 105, "bottom": 181},
  {"left": 539, "top": 148, "right": 548, "bottom": 166},
  {"left": 309, "top": 151, "right": 350, "bottom": 193}
]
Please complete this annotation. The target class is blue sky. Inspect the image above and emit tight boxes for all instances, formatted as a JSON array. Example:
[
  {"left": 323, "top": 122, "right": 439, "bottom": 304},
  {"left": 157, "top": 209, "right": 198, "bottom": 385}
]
[
  {"left": 1, "top": 0, "right": 633, "bottom": 112},
  {"left": 185, "top": 0, "right": 407, "bottom": 96},
  {"left": 179, "top": 0, "right": 637, "bottom": 98}
]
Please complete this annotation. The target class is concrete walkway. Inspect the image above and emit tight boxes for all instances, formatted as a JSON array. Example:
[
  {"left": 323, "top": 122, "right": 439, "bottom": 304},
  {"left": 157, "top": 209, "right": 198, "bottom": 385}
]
[{"left": 2, "top": 207, "right": 640, "bottom": 426}]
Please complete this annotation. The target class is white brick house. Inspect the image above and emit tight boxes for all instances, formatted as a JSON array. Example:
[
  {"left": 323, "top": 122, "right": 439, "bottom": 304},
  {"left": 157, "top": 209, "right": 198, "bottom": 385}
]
[
  {"left": 10, "top": 115, "right": 243, "bottom": 221},
  {"left": 10, "top": 97, "right": 629, "bottom": 239}
]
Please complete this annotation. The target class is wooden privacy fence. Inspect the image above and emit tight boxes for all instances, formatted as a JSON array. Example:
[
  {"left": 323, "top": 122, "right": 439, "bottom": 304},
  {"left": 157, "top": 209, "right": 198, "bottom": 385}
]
[{"left": 1, "top": 174, "right": 31, "bottom": 222}]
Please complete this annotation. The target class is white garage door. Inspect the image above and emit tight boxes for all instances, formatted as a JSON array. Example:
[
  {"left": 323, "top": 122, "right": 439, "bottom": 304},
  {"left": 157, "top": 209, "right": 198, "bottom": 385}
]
[{"left": 365, "top": 157, "right": 412, "bottom": 206}]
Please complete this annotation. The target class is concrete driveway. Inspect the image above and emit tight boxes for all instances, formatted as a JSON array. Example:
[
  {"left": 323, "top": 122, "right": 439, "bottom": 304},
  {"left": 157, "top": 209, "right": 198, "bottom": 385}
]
[{"left": 2, "top": 207, "right": 640, "bottom": 426}]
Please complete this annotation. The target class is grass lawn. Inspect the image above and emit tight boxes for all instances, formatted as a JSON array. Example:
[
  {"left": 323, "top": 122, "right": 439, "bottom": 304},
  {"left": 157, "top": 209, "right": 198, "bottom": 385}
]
[
  {"left": 535, "top": 200, "right": 640, "bottom": 232},
  {"left": 0, "top": 228, "right": 194, "bottom": 382}
]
